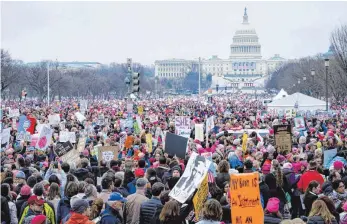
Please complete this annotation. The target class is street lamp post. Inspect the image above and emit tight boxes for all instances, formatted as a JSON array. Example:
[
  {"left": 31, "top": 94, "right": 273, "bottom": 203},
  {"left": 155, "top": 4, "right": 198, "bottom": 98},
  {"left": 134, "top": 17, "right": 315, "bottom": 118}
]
[
  {"left": 325, "top": 58, "right": 329, "bottom": 111},
  {"left": 198, "top": 57, "right": 201, "bottom": 96},
  {"left": 47, "top": 63, "right": 50, "bottom": 106}
]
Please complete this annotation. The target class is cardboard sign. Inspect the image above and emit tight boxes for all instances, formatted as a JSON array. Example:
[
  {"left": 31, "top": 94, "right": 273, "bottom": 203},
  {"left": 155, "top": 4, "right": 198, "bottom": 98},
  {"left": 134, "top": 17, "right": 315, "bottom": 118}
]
[
  {"left": 195, "top": 124, "right": 204, "bottom": 141},
  {"left": 77, "top": 137, "right": 86, "bottom": 152},
  {"left": 8, "top": 108, "right": 20, "bottom": 118},
  {"left": 230, "top": 173, "right": 264, "bottom": 224},
  {"left": 169, "top": 152, "right": 211, "bottom": 203},
  {"left": 177, "top": 128, "right": 191, "bottom": 138},
  {"left": 175, "top": 116, "right": 191, "bottom": 131},
  {"left": 48, "top": 114, "right": 60, "bottom": 125},
  {"left": 61, "top": 148, "right": 80, "bottom": 167},
  {"left": 193, "top": 174, "right": 209, "bottom": 220},
  {"left": 274, "top": 125, "right": 292, "bottom": 154},
  {"left": 98, "top": 146, "right": 119, "bottom": 162},
  {"left": 55, "top": 141, "right": 74, "bottom": 157},
  {"left": 36, "top": 126, "right": 52, "bottom": 151},
  {"left": 323, "top": 148, "right": 337, "bottom": 169},
  {"left": 165, "top": 132, "right": 188, "bottom": 159}
]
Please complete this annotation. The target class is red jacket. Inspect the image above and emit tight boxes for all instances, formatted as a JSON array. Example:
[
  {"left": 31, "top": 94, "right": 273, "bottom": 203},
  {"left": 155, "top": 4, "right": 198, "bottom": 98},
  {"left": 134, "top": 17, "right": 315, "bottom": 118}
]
[
  {"left": 65, "top": 212, "right": 95, "bottom": 224},
  {"left": 297, "top": 170, "right": 324, "bottom": 192}
]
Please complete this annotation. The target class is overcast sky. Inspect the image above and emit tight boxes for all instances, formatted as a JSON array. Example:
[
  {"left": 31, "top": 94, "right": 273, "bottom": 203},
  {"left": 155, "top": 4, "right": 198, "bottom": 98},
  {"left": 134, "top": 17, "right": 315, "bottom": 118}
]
[{"left": 1, "top": 1, "right": 347, "bottom": 65}]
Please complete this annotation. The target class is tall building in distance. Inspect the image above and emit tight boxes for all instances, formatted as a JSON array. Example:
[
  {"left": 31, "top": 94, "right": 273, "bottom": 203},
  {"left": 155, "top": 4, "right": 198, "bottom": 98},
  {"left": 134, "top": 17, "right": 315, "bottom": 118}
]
[{"left": 154, "top": 8, "right": 287, "bottom": 93}]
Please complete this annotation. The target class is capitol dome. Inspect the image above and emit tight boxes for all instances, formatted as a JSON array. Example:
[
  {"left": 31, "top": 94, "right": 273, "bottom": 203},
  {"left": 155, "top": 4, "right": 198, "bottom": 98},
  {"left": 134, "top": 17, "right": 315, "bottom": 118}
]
[{"left": 230, "top": 8, "right": 262, "bottom": 59}]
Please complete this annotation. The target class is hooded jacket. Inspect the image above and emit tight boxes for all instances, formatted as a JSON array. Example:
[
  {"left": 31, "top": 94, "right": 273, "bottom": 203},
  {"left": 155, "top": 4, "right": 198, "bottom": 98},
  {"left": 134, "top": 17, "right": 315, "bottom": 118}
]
[
  {"left": 100, "top": 204, "right": 123, "bottom": 224},
  {"left": 57, "top": 196, "right": 72, "bottom": 224},
  {"left": 65, "top": 212, "right": 94, "bottom": 224},
  {"left": 307, "top": 215, "right": 338, "bottom": 224}
]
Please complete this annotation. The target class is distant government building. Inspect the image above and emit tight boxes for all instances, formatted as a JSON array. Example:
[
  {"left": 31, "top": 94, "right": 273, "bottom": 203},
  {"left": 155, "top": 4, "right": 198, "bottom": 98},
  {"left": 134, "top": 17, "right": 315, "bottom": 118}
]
[{"left": 154, "top": 8, "right": 287, "bottom": 93}]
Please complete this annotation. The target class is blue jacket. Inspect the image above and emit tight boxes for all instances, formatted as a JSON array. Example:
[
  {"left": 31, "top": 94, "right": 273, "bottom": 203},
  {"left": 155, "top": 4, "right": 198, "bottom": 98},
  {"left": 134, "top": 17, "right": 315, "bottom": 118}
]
[
  {"left": 127, "top": 179, "right": 137, "bottom": 195},
  {"left": 57, "top": 196, "right": 71, "bottom": 224},
  {"left": 100, "top": 205, "right": 122, "bottom": 224},
  {"left": 139, "top": 197, "right": 163, "bottom": 224},
  {"left": 228, "top": 155, "right": 243, "bottom": 169}
]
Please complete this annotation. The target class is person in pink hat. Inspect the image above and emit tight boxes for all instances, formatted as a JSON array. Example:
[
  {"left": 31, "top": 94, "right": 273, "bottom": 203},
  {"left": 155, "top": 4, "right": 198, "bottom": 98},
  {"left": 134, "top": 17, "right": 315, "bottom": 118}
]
[
  {"left": 340, "top": 201, "right": 347, "bottom": 224},
  {"left": 264, "top": 197, "right": 282, "bottom": 223}
]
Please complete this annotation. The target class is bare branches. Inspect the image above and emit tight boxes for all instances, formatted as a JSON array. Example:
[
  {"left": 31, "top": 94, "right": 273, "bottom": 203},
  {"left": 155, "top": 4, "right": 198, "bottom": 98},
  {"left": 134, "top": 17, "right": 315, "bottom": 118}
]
[{"left": 331, "top": 24, "right": 347, "bottom": 74}]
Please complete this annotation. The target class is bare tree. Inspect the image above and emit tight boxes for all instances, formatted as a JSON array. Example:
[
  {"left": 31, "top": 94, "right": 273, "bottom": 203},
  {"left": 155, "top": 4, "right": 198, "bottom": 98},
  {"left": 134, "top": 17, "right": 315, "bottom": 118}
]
[{"left": 331, "top": 24, "right": 347, "bottom": 74}]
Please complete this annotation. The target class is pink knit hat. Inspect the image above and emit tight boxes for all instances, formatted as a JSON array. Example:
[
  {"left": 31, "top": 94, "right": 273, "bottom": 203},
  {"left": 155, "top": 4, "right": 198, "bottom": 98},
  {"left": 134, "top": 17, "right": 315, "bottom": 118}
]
[
  {"left": 333, "top": 161, "right": 344, "bottom": 170},
  {"left": 283, "top": 163, "right": 293, "bottom": 169},
  {"left": 266, "top": 197, "right": 280, "bottom": 213},
  {"left": 343, "top": 201, "right": 347, "bottom": 212}
]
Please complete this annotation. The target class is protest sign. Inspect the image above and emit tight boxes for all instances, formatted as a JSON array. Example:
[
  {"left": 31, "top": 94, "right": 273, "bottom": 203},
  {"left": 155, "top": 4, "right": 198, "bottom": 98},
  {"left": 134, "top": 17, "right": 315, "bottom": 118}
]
[
  {"left": 274, "top": 125, "right": 292, "bottom": 154},
  {"left": 201, "top": 152, "right": 217, "bottom": 177},
  {"left": 55, "top": 141, "right": 74, "bottom": 157},
  {"left": 36, "top": 124, "right": 50, "bottom": 134},
  {"left": 30, "top": 134, "right": 39, "bottom": 147},
  {"left": 323, "top": 148, "right": 337, "bottom": 169},
  {"left": 206, "top": 116, "right": 214, "bottom": 133},
  {"left": 68, "top": 132, "right": 76, "bottom": 143},
  {"left": 175, "top": 116, "right": 191, "bottom": 131},
  {"left": 146, "top": 133, "right": 153, "bottom": 153},
  {"left": 61, "top": 148, "right": 80, "bottom": 167},
  {"left": 177, "top": 128, "right": 191, "bottom": 138},
  {"left": 75, "top": 112, "right": 86, "bottom": 123},
  {"left": 169, "top": 152, "right": 211, "bottom": 203},
  {"left": 230, "top": 173, "right": 264, "bottom": 224},
  {"left": 285, "top": 109, "right": 292, "bottom": 119},
  {"left": 193, "top": 174, "right": 208, "bottom": 220},
  {"left": 48, "top": 114, "right": 60, "bottom": 125},
  {"left": 80, "top": 100, "right": 88, "bottom": 113},
  {"left": 138, "top": 106, "right": 144, "bottom": 115},
  {"left": 36, "top": 126, "right": 52, "bottom": 151},
  {"left": 242, "top": 133, "right": 248, "bottom": 152},
  {"left": 1, "top": 128, "right": 11, "bottom": 148},
  {"left": 8, "top": 108, "right": 20, "bottom": 118},
  {"left": 195, "top": 124, "right": 204, "bottom": 141},
  {"left": 149, "top": 114, "right": 158, "bottom": 123},
  {"left": 294, "top": 117, "right": 306, "bottom": 131},
  {"left": 59, "top": 131, "right": 69, "bottom": 142},
  {"left": 77, "top": 137, "right": 86, "bottom": 152},
  {"left": 165, "top": 132, "right": 188, "bottom": 159},
  {"left": 98, "top": 146, "right": 119, "bottom": 162}
]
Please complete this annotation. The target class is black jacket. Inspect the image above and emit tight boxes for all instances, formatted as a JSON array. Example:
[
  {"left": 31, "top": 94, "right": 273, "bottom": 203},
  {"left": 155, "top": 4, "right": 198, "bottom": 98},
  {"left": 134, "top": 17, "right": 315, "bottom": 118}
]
[
  {"left": 155, "top": 165, "right": 170, "bottom": 180},
  {"left": 15, "top": 195, "right": 30, "bottom": 217},
  {"left": 321, "top": 181, "right": 333, "bottom": 195},
  {"left": 1, "top": 196, "right": 11, "bottom": 224},
  {"left": 259, "top": 182, "right": 270, "bottom": 209},
  {"left": 139, "top": 197, "right": 163, "bottom": 224},
  {"left": 303, "top": 192, "right": 318, "bottom": 216},
  {"left": 264, "top": 214, "right": 282, "bottom": 224},
  {"left": 215, "top": 173, "right": 230, "bottom": 189},
  {"left": 307, "top": 215, "right": 338, "bottom": 224},
  {"left": 73, "top": 167, "right": 93, "bottom": 181}
]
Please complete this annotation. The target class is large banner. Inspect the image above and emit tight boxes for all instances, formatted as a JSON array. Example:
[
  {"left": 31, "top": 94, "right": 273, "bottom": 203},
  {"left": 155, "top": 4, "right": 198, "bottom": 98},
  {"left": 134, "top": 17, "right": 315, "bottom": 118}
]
[
  {"left": 274, "top": 125, "right": 292, "bottom": 154},
  {"left": 169, "top": 152, "right": 211, "bottom": 203},
  {"left": 230, "top": 173, "right": 264, "bottom": 224}
]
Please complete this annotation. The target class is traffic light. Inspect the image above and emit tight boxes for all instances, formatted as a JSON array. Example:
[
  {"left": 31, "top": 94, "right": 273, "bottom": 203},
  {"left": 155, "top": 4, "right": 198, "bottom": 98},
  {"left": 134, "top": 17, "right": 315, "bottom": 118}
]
[
  {"left": 132, "top": 72, "right": 140, "bottom": 93},
  {"left": 216, "top": 84, "right": 219, "bottom": 93},
  {"left": 225, "top": 86, "right": 227, "bottom": 91}
]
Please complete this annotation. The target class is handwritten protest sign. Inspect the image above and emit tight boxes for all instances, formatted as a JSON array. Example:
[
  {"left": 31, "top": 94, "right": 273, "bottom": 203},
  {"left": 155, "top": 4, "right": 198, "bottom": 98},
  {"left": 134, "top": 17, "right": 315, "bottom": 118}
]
[
  {"left": 8, "top": 108, "right": 20, "bottom": 118},
  {"left": 48, "top": 114, "right": 60, "bottom": 125},
  {"left": 36, "top": 126, "right": 52, "bottom": 151},
  {"left": 77, "top": 137, "right": 86, "bottom": 152},
  {"left": 175, "top": 116, "right": 191, "bottom": 132},
  {"left": 177, "top": 128, "right": 191, "bottom": 138},
  {"left": 230, "top": 173, "right": 264, "bottom": 224},
  {"left": 193, "top": 174, "right": 208, "bottom": 220},
  {"left": 98, "top": 146, "right": 119, "bottom": 162},
  {"left": 195, "top": 124, "right": 204, "bottom": 141},
  {"left": 169, "top": 152, "right": 211, "bottom": 203},
  {"left": 274, "top": 125, "right": 292, "bottom": 154},
  {"left": 55, "top": 141, "right": 74, "bottom": 157},
  {"left": 61, "top": 148, "right": 80, "bottom": 167}
]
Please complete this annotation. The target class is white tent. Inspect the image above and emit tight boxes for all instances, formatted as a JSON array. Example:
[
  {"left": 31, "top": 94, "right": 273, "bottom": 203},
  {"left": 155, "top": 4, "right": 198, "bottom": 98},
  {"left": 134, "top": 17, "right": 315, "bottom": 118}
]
[
  {"left": 267, "top": 92, "right": 328, "bottom": 111},
  {"left": 273, "top": 89, "right": 289, "bottom": 101}
]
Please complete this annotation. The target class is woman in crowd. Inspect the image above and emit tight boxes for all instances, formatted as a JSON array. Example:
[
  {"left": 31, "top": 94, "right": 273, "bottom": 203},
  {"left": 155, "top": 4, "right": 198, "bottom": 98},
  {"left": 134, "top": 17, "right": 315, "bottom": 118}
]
[
  {"left": 46, "top": 182, "right": 61, "bottom": 220},
  {"left": 304, "top": 181, "right": 321, "bottom": 216},
  {"left": 307, "top": 200, "right": 338, "bottom": 224},
  {"left": 196, "top": 199, "right": 223, "bottom": 224}
]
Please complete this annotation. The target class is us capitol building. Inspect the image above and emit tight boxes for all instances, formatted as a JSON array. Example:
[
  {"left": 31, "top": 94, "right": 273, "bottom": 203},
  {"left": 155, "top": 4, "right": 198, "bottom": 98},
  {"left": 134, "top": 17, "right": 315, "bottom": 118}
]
[{"left": 154, "top": 8, "right": 287, "bottom": 93}]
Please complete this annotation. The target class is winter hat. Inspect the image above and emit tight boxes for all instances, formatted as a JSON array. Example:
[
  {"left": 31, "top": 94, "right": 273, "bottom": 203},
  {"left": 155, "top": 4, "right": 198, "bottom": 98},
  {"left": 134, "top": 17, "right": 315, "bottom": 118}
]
[
  {"left": 333, "top": 161, "right": 344, "bottom": 170},
  {"left": 276, "top": 155, "right": 286, "bottom": 164},
  {"left": 30, "top": 215, "right": 46, "bottom": 224},
  {"left": 71, "top": 199, "right": 89, "bottom": 214},
  {"left": 283, "top": 163, "right": 293, "bottom": 169},
  {"left": 20, "top": 185, "right": 32, "bottom": 196},
  {"left": 134, "top": 168, "right": 145, "bottom": 178},
  {"left": 136, "top": 178, "right": 148, "bottom": 188},
  {"left": 300, "top": 161, "right": 308, "bottom": 168},
  {"left": 83, "top": 149, "right": 89, "bottom": 157},
  {"left": 108, "top": 192, "right": 127, "bottom": 202},
  {"left": 343, "top": 201, "right": 347, "bottom": 212},
  {"left": 267, "top": 145, "right": 275, "bottom": 154},
  {"left": 16, "top": 171, "right": 26, "bottom": 180},
  {"left": 28, "top": 195, "right": 45, "bottom": 206},
  {"left": 266, "top": 197, "right": 280, "bottom": 213}
]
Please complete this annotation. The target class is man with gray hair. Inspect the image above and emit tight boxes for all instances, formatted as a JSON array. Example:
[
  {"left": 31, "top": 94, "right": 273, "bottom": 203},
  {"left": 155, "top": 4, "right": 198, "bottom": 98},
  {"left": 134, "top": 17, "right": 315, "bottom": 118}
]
[
  {"left": 123, "top": 178, "right": 149, "bottom": 224},
  {"left": 139, "top": 182, "right": 165, "bottom": 224},
  {"left": 65, "top": 199, "right": 93, "bottom": 224}
]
